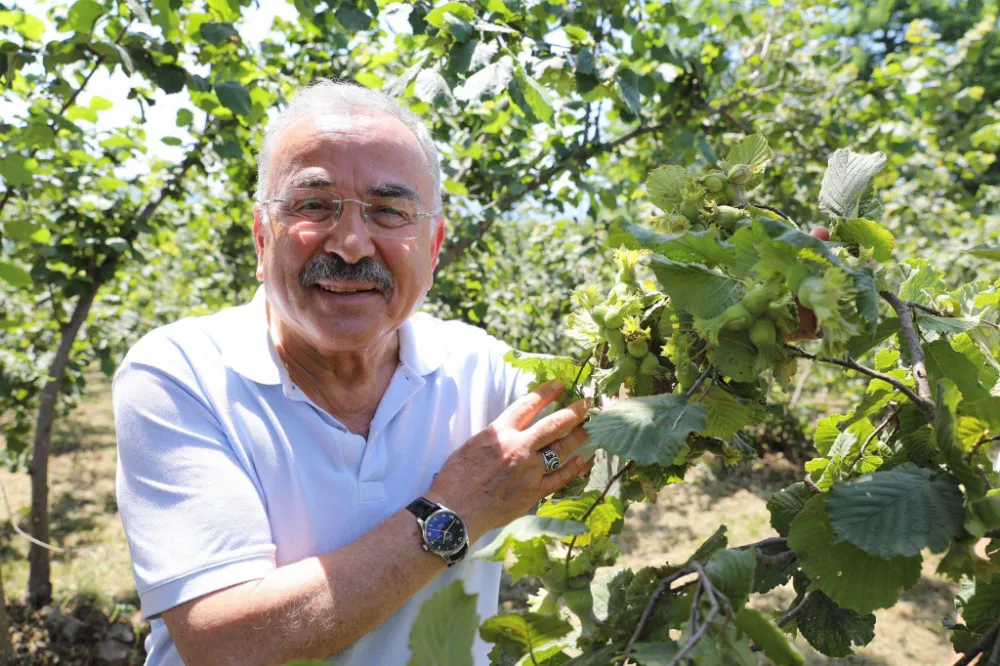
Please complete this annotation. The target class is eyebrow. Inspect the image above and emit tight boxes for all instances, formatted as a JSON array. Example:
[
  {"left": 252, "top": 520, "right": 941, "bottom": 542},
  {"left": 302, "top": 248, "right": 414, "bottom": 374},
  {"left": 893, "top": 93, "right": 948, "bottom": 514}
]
[
  {"left": 289, "top": 175, "right": 340, "bottom": 189},
  {"left": 367, "top": 181, "right": 420, "bottom": 202}
]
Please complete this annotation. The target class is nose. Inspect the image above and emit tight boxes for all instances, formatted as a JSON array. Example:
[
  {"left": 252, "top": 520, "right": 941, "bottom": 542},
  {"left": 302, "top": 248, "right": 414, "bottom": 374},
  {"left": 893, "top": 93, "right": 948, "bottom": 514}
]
[{"left": 322, "top": 199, "right": 376, "bottom": 264}]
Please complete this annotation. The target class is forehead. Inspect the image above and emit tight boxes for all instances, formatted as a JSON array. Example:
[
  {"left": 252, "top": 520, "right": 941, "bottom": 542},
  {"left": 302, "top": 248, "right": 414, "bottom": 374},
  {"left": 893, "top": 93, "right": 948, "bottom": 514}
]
[{"left": 270, "top": 113, "right": 432, "bottom": 195}]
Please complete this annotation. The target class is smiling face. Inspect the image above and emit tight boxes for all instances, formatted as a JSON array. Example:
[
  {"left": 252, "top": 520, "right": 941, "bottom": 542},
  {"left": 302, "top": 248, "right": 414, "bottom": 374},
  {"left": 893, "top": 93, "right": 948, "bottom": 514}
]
[{"left": 253, "top": 113, "right": 446, "bottom": 355}]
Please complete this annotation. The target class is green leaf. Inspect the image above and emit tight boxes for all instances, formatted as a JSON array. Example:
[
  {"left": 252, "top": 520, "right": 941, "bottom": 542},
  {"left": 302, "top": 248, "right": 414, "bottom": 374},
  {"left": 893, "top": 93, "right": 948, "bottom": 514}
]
[
  {"left": 796, "top": 591, "right": 875, "bottom": 657},
  {"left": 14, "top": 12, "right": 45, "bottom": 40},
  {"left": 414, "top": 69, "right": 455, "bottom": 107},
  {"left": 695, "top": 385, "right": 754, "bottom": 439},
  {"left": 408, "top": 580, "right": 479, "bottom": 666},
  {"left": 825, "top": 463, "right": 965, "bottom": 557},
  {"left": 835, "top": 218, "right": 894, "bottom": 262},
  {"left": 479, "top": 613, "right": 572, "bottom": 661},
  {"left": 176, "top": 108, "right": 194, "bottom": 127},
  {"left": 645, "top": 166, "right": 690, "bottom": 212},
  {"left": 847, "top": 317, "right": 899, "bottom": 358},
  {"left": 0, "top": 260, "right": 32, "bottom": 288},
  {"left": 152, "top": 64, "right": 186, "bottom": 94},
  {"left": 441, "top": 12, "right": 473, "bottom": 42},
  {"left": 767, "top": 482, "right": 813, "bottom": 537},
  {"left": 818, "top": 148, "right": 887, "bottom": 220},
  {"left": 335, "top": 5, "right": 372, "bottom": 30},
  {"left": 628, "top": 642, "right": 680, "bottom": 665},
  {"left": 425, "top": 2, "right": 476, "bottom": 27},
  {"left": 199, "top": 21, "right": 237, "bottom": 44},
  {"left": 585, "top": 393, "right": 707, "bottom": 467},
  {"left": 935, "top": 379, "right": 985, "bottom": 499},
  {"left": 513, "top": 66, "right": 554, "bottom": 124},
  {"left": 924, "top": 339, "right": 990, "bottom": 401},
  {"left": 614, "top": 69, "right": 642, "bottom": 116},
  {"left": 649, "top": 256, "right": 743, "bottom": 320},
  {"left": 725, "top": 133, "right": 772, "bottom": 169},
  {"left": 64, "top": 0, "right": 104, "bottom": 33},
  {"left": 0, "top": 154, "right": 33, "bottom": 186},
  {"left": 955, "top": 577, "right": 1000, "bottom": 635},
  {"left": 787, "top": 495, "right": 921, "bottom": 614},
  {"left": 608, "top": 222, "right": 737, "bottom": 270},
  {"left": 706, "top": 329, "right": 757, "bottom": 383},
  {"left": 966, "top": 245, "right": 1000, "bottom": 261},
  {"left": 472, "top": 516, "right": 586, "bottom": 561},
  {"left": 503, "top": 350, "right": 590, "bottom": 393},
  {"left": 734, "top": 608, "right": 805, "bottom": 665},
  {"left": 508, "top": 538, "right": 551, "bottom": 582},
  {"left": 454, "top": 56, "right": 514, "bottom": 102},
  {"left": 687, "top": 525, "right": 729, "bottom": 565},
  {"left": 705, "top": 548, "right": 756, "bottom": 607},
  {"left": 215, "top": 81, "right": 252, "bottom": 117},
  {"left": 537, "top": 492, "right": 624, "bottom": 546}
]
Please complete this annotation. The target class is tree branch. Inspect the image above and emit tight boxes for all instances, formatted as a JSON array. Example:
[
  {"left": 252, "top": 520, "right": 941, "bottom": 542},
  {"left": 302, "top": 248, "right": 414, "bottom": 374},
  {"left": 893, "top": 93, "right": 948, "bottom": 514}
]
[
  {"left": 952, "top": 621, "right": 1000, "bottom": 666},
  {"left": 880, "top": 290, "right": 934, "bottom": 409},
  {"left": 777, "top": 592, "right": 814, "bottom": 628},
  {"left": 564, "top": 460, "right": 634, "bottom": 588},
  {"left": 784, "top": 344, "right": 936, "bottom": 421}
]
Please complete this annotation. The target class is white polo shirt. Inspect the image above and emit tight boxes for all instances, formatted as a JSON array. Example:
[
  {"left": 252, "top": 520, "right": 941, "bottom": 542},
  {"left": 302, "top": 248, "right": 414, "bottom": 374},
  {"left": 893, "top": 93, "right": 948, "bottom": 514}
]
[{"left": 113, "top": 285, "right": 527, "bottom": 666}]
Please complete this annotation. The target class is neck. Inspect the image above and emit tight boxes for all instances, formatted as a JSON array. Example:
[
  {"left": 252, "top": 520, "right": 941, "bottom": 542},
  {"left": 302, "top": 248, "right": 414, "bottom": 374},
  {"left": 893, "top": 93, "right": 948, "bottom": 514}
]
[{"left": 267, "top": 306, "right": 399, "bottom": 436}]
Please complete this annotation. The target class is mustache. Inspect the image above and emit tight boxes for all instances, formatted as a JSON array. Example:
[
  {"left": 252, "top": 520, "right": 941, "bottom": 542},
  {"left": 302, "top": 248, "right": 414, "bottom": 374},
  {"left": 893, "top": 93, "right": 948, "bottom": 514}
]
[{"left": 298, "top": 254, "right": 394, "bottom": 294}]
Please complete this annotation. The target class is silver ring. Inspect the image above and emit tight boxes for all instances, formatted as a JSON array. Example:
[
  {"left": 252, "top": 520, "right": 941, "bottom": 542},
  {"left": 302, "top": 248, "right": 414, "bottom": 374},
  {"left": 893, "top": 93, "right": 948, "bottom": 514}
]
[{"left": 540, "top": 446, "right": 561, "bottom": 473}]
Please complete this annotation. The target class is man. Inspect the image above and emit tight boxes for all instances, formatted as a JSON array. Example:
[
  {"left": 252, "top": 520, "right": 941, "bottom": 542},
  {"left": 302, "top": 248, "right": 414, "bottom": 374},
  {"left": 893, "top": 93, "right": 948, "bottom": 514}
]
[{"left": 113, "top": 80, "right": 592, "bottom": 666}]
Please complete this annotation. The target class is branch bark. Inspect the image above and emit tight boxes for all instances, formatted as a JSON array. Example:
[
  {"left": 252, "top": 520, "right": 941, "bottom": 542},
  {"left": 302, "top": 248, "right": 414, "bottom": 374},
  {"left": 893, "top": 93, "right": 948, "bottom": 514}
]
[{"left": 879, "top": 291, "right": 934, "bottom": 407}]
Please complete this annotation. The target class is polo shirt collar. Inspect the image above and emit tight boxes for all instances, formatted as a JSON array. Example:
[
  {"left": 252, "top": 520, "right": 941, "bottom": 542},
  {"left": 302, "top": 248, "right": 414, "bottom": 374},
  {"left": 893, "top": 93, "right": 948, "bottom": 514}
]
[{"left": 222, "top": 285, "right": 447, "bottom": 384}]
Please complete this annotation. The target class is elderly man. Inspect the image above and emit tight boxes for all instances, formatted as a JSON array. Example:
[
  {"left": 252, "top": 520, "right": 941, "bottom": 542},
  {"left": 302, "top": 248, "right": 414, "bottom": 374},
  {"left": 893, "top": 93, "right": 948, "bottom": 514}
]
[{"left": 113, "top": 80, "right": 592, "bottom": 666}]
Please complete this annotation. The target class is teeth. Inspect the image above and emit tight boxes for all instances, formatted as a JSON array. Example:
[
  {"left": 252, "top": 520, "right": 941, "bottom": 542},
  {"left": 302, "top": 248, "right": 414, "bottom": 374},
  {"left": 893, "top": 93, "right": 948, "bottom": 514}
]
[{"left": 318, "top": 285, "right": 368, "bottom": 293}]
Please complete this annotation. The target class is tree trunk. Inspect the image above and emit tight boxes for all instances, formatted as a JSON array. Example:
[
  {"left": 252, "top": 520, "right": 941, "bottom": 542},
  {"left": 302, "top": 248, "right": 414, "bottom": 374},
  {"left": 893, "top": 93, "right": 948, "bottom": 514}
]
[
  {"left": 0, "top": 563, "right": 12, "bottom": 666},
  {"left": 26, "top": 283, "right": 99, "bottom": 609}
]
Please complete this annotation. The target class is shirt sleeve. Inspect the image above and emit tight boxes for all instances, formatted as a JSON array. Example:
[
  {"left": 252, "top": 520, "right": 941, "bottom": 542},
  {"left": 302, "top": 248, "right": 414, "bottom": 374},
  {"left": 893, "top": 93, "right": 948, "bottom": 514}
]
[{"left": 114, "top": 352, "right": 277, "bottom": 620}]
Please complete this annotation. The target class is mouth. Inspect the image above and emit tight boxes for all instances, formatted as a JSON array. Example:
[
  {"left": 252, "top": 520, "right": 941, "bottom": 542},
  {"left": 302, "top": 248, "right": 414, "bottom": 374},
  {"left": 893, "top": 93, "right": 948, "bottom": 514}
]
[{"left": 315, "top": 284, "right": 378, "bottom": 295}]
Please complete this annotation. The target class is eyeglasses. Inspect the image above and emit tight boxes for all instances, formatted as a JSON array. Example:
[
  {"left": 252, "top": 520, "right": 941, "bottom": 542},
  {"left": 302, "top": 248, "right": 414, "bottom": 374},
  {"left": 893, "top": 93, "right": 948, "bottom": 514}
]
[{"left": 259, "top": 189, "right": 440, "bottom": 240}]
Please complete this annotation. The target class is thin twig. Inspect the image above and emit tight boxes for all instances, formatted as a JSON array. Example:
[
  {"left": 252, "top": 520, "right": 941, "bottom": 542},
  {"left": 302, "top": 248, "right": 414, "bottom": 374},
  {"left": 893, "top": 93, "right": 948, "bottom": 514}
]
[
  {"left": 952, "top": 621, "right": 1000, "bottom": 666},
  {"left": 667, "top": 563, "right": 723, "bottom": 666},
  {"left": 564, "top": 460, "right": 634, "bottom": 588},
  {"left": 735, "top": 536, "right": 787, "bottom": 551},
  {"left": 684, "top": 365, "right": 713, "bottom": 399},
  {"left": 908, "top": 301, "right": 946, "bottom": 317},
  {"left": 784, "top": 344, "right": 935, "bottom": 421},
  {"left": 777, "top": 592, "right": 814, "bottom": 628},
  {"left": 622, "top": 567, "right": 695, "bottom": 658},
  {"left": 880, "top": 291, "right": 934, "bottom": 412},
  {"left": 844, "top": 406, "right": 899, "bottom": 473},
  {"left": 568, "top": 349, "right": 595, "bottom": 396},
  {"left": 968, "top": 433, "right": 1000, "bottom": 464}
]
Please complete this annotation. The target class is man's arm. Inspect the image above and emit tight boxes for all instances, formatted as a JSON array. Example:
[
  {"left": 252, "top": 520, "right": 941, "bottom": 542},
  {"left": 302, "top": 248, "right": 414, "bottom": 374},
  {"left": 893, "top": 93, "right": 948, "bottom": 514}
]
[{"left": 161, "top": 380, "right": 592, "bottom": 666}]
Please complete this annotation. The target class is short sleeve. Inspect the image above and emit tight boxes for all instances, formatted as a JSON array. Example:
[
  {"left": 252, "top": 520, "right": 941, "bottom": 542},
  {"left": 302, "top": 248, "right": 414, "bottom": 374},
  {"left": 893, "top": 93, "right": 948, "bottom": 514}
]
[{"left": 114, "top": 358, "right": 277, "bottom": 619}]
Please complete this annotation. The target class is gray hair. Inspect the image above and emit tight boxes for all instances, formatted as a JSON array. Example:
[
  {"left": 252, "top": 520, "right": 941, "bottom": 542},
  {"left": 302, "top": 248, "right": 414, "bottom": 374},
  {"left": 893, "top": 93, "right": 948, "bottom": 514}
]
[{"left": 255, "top": 79, "right": 442, "bottom": 210}]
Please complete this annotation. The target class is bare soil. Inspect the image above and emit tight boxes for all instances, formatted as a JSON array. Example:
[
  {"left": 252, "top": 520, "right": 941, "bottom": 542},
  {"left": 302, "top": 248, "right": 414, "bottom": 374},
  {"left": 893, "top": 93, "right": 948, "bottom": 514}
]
[{"left": 1, "top": 380, "right": 960, "bottom": 664}]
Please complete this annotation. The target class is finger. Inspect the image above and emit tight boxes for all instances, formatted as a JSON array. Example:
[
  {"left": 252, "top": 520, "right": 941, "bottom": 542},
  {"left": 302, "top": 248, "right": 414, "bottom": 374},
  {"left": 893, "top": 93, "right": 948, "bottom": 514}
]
[
  {"left": 496, "top": 380, "right": 565, "bottom": 431},
  {"left": 538, "top": 425, "right": 590, "bottom": 470},
  {"left": 539, "top": 455, "right": 590, "bottom": 496},
  {"left": 526, "top": 398, "right": 589, "bottom": 450}
]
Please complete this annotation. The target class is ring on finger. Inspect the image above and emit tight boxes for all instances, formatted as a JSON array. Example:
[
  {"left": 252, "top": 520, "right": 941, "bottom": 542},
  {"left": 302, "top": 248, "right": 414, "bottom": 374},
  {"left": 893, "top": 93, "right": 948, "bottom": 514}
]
[{"left": 540, "top": 446, "right": 561, "bottom": 472}]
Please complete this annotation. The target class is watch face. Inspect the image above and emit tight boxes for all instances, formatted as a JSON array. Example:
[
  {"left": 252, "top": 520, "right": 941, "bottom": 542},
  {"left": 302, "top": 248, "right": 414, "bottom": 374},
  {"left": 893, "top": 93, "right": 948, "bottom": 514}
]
[{"left": 424, "top": 510, "right": 467, "bottom": 555}]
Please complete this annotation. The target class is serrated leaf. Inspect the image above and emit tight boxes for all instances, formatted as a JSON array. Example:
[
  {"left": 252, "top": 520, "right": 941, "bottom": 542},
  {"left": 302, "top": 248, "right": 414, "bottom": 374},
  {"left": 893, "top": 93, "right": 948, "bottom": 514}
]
[
  {"left": 414, "top": 69, "right": 455, "bottom": 107},
  {"left": 645, "top": 166, "right": 690, "bottom": 212},
  {"left": 955, "top": 577, "right": 1000, "bottom": 635},
  {"left": 847, "top": 317, "right": 900, "bottom": 358},
  {"left": 734, "top": 607, "right": 805, "bottom": 665},
  {"left": 513, "top": 65, "right": 554, "bottom": 124},
  {"left": 687, "top": 525, "right": 728, "bottom": 565},
  {"left": 628, "top": 641, "right": 680, "bottom": 665},
  {"left": 796, "top": 591, "right": 875, "bottom": 657},
  {"left": 385, "top": 58, "right": 426, "bottom": 97},
  {"left": 725, "top": 134, "right": 772, "bottom": 169},
  {"left": 509, "top": 538, "right": 551, "bottom": 582},
  {"left": 706, "top": 329, "right": 757, "bottom": 383},
  {"left": 856, "top": 455, "right": 883, "bottom": 473},
  {"left": 924, "top": 339, "right": 990, "bottom": 401},
  {"left": 0, "top": 154, "right": 33, "bottom": 186},
  {"left": 614, "top": 68, "right": 642, "bottom": 116},
  {"left": 199, "top": 21, "right": 237, "bottom": 44},
  {"left": 818, "top": 149, "right": 887, "bottom": 220},
  {"left": 916, "top": 313, "right": 982, "bottom": 335},
  {"left": 767, "top": 482, "right": 813, "bottom": 537},
  {"left": 608, "top": 221, "right": 737, "bottom": 270},
  {"left": 425, "top": 2, "right": 476, "bottom": 27},
  {"left": 899, "top": 259, "right": 945, "bottom": 303},
  {"left": 408, "top": 580, "right": 479, "bottom": 666},
  {"left": 695, "top": 385, "right": 753, "bottom": 438},
  {"left": 455, "top": 56, "right": 514, "bottom": 101},
  {"left": 649, "top": 256, "right": 743, "bottom": 320},
  {"left": 479, "top": 613, "right": 572, "bottom": 660},
  {"left": 585, "top": 394, "right": 707, "bottom": 466},
  {"left": 787, "top": 495, "right": 921, "bottom": 614},
  {"left": 753, "top": 543, "right": 798, "bottom": 594},
  {"left": 473, "top": 516, "right": 586, "bottom": 561},
  {"left": 64, "top": 0, "right": 104, "bottom": 33},
  {"left": 537, "top": 492, "right": 624, "bottom": 546},
  {"left": 705, "top": 548, "right": 756, "bottom": 607},
  {"left": 826, "top": 463, "right": 965, "bottom": 557},
  {"left": 835, "top": 218, "right": 894, "bottom": 262},
  {"left": 504, "top": 350, "right": 590, "bottom": 393},
  {"left": 934, "top": 379, "right": 985, "bottom": 499},
  {"left": 215, "top": 81, "right": 251, "bottom": 117}
]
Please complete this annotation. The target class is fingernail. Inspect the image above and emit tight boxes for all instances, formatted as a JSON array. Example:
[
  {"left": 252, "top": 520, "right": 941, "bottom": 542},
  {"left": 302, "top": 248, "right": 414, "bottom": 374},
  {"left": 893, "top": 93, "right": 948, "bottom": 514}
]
[{"left": 551, "top": 380, "right": 565, "bottom": 392}]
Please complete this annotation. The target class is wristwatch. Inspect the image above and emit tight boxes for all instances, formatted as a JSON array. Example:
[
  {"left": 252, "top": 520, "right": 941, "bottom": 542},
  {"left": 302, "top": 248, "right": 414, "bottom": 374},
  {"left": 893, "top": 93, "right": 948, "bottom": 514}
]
[{"left": 406, "top": 497, "right": 469, "bottom": 567}]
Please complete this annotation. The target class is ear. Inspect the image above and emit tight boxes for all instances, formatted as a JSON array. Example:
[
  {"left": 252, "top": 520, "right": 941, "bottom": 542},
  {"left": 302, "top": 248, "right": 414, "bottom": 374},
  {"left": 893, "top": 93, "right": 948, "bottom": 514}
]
[
  {"left": 253, "top": 204, "right": 267, "bottom": 280},
  {"left": 429, "top": 215, "right": 447, "bottom": 273}
]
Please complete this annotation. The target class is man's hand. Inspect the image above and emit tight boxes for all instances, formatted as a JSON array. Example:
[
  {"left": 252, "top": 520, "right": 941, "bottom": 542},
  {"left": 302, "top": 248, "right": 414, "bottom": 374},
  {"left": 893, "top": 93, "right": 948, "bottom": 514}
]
[
  {"left": 784, "top": 226, "right": 830, "bottom": 342},
  {"left": 427, "top": 380, "right": 592, "bottom": 542}
]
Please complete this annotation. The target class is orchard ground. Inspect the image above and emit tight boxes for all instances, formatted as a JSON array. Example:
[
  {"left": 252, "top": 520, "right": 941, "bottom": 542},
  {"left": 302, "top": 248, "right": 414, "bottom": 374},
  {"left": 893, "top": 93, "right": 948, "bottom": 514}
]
[{"left": 1, "top": 377, "right": 959, "bottom": 665}]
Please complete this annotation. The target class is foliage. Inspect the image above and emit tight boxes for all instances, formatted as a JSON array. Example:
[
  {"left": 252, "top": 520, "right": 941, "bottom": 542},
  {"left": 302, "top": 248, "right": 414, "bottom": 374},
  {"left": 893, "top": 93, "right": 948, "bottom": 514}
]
[{"left": 410, "top": 129, "right": 1000, "bottom": 663}]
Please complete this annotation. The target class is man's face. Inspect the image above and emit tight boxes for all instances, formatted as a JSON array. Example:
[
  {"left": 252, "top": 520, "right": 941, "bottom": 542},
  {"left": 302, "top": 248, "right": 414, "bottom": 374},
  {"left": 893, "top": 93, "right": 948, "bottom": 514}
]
[{"left": 253, "top": 113, "right": 446, "bottom": 353}]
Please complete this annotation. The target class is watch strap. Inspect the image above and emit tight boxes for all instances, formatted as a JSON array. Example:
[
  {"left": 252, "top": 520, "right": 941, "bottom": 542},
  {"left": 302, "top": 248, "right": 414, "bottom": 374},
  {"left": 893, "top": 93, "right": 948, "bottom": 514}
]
[{"left": 406, "top": 496, "right": 439, "bottom": 521}]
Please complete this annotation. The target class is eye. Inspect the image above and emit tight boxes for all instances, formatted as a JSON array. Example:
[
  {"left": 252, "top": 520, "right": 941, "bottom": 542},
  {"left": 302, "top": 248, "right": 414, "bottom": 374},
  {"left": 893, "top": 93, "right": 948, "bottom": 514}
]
[{"left": 296, "top": 198, "right": 328, "bottom": 212}]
